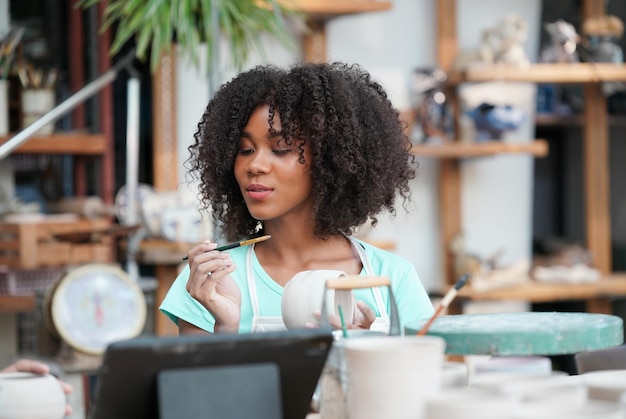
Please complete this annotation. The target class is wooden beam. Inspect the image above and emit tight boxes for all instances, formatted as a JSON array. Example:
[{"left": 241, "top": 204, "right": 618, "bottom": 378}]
[
  {"left": 97, "top": 1, "right": 115, "bottom": 205},
  {"left": 582, "top": 0, "right": 605, "bottom": 19},
  {"left": 584, "top": 83, "right": 612, "bottom": 274},
  {"left": 302, "top": 20, "right": 327, "bottom": 63},
  {"left": 152, "top": 51, "right": 179, "bottom": 191},
  {"left": 440, "top": 160, "right": 462, "bottom": 287},
  {"left": 436, "top": 0, "right": 457, "bottom": 72}
]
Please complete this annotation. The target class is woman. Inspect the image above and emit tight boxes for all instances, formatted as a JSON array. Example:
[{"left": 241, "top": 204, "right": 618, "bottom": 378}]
[{"left": 160, "top": 62, "right": 434, "bottom": 334}]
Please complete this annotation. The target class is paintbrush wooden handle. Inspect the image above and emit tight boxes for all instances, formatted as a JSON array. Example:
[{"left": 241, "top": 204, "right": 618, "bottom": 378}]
[{"left": 326, "top": 275, "right": 391, "bottom": 290}]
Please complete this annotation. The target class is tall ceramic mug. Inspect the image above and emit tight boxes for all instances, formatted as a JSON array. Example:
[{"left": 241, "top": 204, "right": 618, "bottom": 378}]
[
  {"left": 338, "top": 335, "right": 446, "bottom": 419},
  {"left": 21, "top": 88, "right": 55, "bottom": 135}
]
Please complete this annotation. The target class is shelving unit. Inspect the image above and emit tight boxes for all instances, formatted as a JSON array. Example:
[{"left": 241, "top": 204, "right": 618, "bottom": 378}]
[
  {"left": 435, "top": 0, "right": 625, "bottom": 314},
  {"left": 0, "top": 2, "right": 115, "bottom": 203}
]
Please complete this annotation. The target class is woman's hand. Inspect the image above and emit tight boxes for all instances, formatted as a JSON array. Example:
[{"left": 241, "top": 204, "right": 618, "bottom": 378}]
[
  {"left": 185, "top": 240, "right": 241, "bottom": 333},
  {"left": 351, "top": 301, "right": 377, "bottom": 329},
  {"left": 312, "top": 301, "right": 377, "bottom": 330},
  {"left": 1, "top": 359, "right": 73, "bottom": 416}
]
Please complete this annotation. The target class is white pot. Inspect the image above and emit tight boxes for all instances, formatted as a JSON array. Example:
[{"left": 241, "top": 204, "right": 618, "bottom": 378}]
[
  {"left": 0, "top": 372, "right": 65, "bottom": 419},
  {"left": 281, "top": 269, "right": 353, "bottom": 329}
]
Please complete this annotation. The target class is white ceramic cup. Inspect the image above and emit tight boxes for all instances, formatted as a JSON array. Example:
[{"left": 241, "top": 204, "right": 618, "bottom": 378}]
[
  {"left": 0, "top": 372, "right": 65, "bottom": 419},
  {"left": 281, "top": 269, "right": 354, "bottom": 329},
  {"left": 338, "top": 335, "right": 446, "bottom": 419}
]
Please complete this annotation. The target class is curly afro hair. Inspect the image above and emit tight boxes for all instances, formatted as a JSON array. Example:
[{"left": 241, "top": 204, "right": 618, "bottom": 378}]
[{"left": 187, "top": 61, "right": 417, "bottom": 241}]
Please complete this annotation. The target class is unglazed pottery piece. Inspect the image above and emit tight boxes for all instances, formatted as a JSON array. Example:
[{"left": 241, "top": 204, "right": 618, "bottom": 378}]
[
  {"left": 0, "top": 372, "right": 65, "bottom": 419},
  {"left": 282, "top": 270, "right": 354, "bottom": 329}
]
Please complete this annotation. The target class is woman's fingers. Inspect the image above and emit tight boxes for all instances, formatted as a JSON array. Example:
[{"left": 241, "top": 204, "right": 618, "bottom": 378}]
[
  {"left": 1, "top": 359, "right": 49, "bottom": 374},
  {"left": 354, "top": 301, "right": 376, "bottom": 329},
  {"left": 186, "top": 252, "right": 233, "bottom": 293}
]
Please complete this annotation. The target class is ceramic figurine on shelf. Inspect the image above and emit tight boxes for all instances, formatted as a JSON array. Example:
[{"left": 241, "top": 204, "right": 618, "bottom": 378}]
[
  {"left": 411, "top": 68, "right": 453, "bottom": 144},
  {"left": 582, "top": 15, "right": 624, "bottom": 63},
  {"left": 466, "top": 102, "right": 525, "bottom": 141},
  {"left": 540, "top": 20, "right": 581, "bottom": 63},
  {"left": 453, "top": 14, "right": 530, "bottom": 70}
]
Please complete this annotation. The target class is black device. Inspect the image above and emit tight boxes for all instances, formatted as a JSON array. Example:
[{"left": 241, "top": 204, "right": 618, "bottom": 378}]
[{"left": 89, "top": 329, "right": 333, "bottom": 419}]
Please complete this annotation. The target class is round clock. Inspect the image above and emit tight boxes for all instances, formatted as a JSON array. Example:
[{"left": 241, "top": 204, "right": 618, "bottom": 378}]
[{"left": 48, "top": 264, "right": 147, "bottom": 355}]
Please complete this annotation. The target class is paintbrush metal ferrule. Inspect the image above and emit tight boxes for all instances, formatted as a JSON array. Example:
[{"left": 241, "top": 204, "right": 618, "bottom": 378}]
[{"left": 182, "top": 235, "right": 271, "bottom": 260}]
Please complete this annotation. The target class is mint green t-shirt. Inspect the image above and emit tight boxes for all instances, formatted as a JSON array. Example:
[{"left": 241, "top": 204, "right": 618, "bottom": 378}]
[{"left": 159, "top": 238, "right": 434, "bottom": 333}]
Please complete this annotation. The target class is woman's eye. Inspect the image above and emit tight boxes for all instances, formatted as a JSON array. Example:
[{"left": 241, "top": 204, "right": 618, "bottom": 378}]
[
  {"left": 273, "top": 149, "right": 292, "bottom": 155},
  {"left": 238, "top": 148, "right": 254, "bottom": 155}
]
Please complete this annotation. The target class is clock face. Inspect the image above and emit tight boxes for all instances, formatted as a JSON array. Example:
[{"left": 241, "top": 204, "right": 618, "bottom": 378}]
[{"left": 50, "top": 264, "right": 146, "bottom": 355}]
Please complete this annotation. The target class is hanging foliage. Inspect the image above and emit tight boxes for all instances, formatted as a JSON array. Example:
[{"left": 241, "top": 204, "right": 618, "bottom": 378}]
[{"left": 78, "top": 0, "right": 302, "bottom": 72}]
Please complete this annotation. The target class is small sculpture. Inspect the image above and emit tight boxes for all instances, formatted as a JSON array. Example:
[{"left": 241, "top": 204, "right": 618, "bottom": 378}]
[
  {"left": 449, "top": 232, "right": 529, "bottom": 292},
  {"left": 466, "top": 102, "right": 525, "bottom": 141},
  {"left": 582, "top": 15, "right": 624, "bottom": 63},
  {"left": 411, "top": 68, "right": 453, "bottom": 143},
  {"left": 454, "top": 14, "right": 530, "bottom": 70},
  {"left": 532, "top": 239, "right": 600, "bottom": 284},
  {"left": 540, "top": 20, "right": 580, "bottom": 63}
]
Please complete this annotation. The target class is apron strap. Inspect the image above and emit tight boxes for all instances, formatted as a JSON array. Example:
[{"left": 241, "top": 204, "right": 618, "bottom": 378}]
[{"left": 246, "top": 245, "right": 261, "bottom": 318}]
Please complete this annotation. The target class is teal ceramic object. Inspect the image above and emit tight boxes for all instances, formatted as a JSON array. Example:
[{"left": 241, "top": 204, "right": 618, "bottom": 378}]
[{"left": 405, "top": 312, "right": 623, "bottom": 356}]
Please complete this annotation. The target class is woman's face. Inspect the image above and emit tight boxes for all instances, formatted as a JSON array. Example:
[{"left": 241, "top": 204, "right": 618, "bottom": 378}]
[{"left": 234, "top": 105, "right": 313, "bottom": 223}]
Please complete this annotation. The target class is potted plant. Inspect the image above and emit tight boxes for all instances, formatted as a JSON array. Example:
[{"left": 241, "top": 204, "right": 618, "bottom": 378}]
[{"left": 78, "top": 0, "right": 302, "bottom": 72}]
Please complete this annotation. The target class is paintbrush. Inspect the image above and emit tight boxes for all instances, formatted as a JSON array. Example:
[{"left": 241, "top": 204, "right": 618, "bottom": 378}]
[
  {"left": 182, "top": 235, "right": 271, "bottom": 260},
  {"left": 417, "top": 274, "right": 471, "bottom": 336}
]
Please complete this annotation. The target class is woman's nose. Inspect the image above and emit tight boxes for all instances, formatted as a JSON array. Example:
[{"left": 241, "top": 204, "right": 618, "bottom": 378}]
[{"left": 247, "top": 150, "right": 270, "bottom": 175}]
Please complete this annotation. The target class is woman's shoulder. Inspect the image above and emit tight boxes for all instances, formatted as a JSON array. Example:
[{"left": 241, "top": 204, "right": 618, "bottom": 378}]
[{"left": 353, "top": 238, "right": 415, "bottom": 274}]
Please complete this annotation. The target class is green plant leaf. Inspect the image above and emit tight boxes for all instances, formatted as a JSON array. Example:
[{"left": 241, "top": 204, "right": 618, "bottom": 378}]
[{"left": 80, "top": 0, "right": 302, "bottom": 73}]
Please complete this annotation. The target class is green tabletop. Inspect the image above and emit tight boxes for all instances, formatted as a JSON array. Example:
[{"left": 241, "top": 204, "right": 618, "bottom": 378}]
[{"left": 405, "top": 312, "right": 624, "bottom": 356}]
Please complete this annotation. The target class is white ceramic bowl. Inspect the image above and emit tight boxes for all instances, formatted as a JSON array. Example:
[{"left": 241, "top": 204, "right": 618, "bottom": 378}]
[
  {"left": 0, "top": 372, "right": 65, "bottom": 419},
  {"left": 281, "top": 270, "right": 354, "bottom": 329}
]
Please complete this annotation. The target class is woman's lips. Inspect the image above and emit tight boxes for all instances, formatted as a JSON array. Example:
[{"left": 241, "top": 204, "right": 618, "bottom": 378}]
[{"left": 246, "top": 185, "right": 273, "bottom": 200}]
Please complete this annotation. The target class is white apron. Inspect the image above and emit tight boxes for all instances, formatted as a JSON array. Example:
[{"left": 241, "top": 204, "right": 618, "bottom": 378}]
[{"left": 247, "top": 237, "right": 390, "bottom": 333}]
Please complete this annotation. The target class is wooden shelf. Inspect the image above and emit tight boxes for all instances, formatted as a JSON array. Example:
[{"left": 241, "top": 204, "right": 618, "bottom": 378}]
[
  {"left": 459, "top": 274, "right": 626, "bottom": 304},
  {"left": 0, "top": 132, "right": 107, "bottom": 155},
  {"left": 0, "top": 295, "right": 36, "bottom": 313},
  {"left": 536, "top": 113, "right": 626, "bottom": 127},
  {"left": 409, "top": 140, "right": 549, "bottom": 159},
  {"left": 449, "top": 63, "right": 626, "bottom": 84},
  {"left": 292, "top": 0, "right": 392, "bottom": 20}
]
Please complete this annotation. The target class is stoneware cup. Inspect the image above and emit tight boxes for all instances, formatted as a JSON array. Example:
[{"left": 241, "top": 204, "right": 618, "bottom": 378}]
[
  {"left": 281, "top": 269, "right": 354, "bottom": 329},
  {"left": 338, "top": 335, "right": 446, "bottom": 419},
  {"left": 0, "top": 372, "right": 65, "bottom": 419}
]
